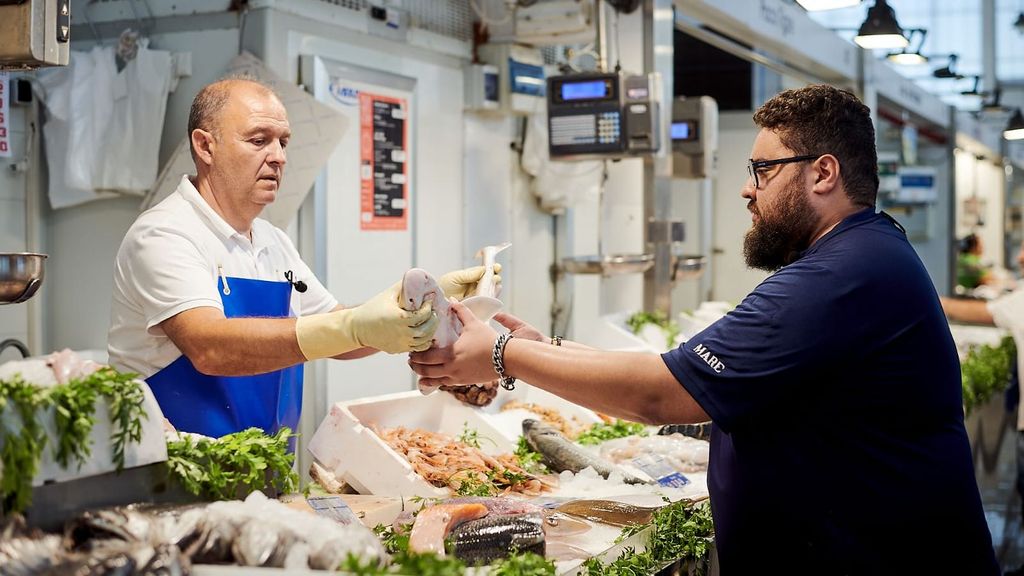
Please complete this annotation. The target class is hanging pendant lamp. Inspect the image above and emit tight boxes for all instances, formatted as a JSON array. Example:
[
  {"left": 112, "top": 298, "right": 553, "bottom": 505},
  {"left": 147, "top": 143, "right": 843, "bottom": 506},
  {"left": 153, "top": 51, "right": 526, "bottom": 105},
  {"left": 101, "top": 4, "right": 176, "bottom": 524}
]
[{"left": 854, "top": 0, "right": 909, "bottom": 49}]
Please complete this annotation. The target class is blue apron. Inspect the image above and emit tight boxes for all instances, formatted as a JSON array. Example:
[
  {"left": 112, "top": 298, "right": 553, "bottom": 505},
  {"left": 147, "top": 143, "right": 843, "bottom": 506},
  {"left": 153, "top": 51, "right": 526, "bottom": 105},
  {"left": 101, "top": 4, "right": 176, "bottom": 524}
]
[{"left": 147, "top": 276, "right": 303, "bottom": 439}]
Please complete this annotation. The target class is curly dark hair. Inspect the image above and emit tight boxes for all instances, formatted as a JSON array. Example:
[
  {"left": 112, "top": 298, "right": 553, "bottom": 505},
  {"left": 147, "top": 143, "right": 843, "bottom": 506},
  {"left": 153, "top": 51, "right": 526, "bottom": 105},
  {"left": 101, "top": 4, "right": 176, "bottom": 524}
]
[{"left": 753, "top": 84, "right": 878, "bottom": 207}]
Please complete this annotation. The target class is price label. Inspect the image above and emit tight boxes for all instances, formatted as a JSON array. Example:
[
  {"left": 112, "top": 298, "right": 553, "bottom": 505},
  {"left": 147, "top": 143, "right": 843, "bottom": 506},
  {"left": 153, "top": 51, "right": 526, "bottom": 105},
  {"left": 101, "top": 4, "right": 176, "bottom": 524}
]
[{"left": 630, "top": 454, "right": 690, "bottom": 488}]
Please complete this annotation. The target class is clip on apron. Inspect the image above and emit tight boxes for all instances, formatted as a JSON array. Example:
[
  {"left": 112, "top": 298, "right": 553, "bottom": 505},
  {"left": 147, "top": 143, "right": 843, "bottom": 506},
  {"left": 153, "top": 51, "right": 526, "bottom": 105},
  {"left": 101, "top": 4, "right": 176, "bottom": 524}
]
[{"left": 147, "top": 276, "right": 302, "bottom": 440}]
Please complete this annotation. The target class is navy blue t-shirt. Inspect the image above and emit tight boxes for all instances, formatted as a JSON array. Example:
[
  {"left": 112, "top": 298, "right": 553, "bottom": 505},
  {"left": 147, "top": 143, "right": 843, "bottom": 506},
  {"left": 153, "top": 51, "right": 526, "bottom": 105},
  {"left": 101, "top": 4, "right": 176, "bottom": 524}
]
[{"left": 662, "top": 208, "right": 997, "bottom": 574}]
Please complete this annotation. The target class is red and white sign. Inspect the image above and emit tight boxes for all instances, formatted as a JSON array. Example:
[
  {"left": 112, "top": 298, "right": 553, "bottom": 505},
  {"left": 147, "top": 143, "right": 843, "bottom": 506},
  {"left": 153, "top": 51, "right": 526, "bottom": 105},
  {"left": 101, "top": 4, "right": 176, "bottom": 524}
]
[
  {"left": 359, "top": 92, "right": 408, "bottom": 231},
  {"left": 0, "top": 72, "right": 11, "bottom": 158}
]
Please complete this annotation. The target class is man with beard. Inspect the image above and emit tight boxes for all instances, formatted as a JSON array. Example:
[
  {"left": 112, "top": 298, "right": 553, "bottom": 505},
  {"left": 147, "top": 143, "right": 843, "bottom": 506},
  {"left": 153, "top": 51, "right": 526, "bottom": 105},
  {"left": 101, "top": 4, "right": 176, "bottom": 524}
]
[{"left": 411, "top": 84, "right": 997, "bottom": 574}]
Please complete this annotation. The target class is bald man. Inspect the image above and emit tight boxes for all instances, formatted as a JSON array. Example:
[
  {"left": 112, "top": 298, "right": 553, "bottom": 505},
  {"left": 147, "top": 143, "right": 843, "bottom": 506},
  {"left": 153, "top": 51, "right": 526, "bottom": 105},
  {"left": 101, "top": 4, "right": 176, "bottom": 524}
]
[{"left": 108, "top": 78, "right": 488, "bottom": 438}]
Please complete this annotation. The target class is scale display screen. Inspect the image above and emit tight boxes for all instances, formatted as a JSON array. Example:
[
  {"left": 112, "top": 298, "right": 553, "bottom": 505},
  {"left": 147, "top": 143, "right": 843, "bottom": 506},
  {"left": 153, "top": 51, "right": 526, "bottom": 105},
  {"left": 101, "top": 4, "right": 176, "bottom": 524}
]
[
  {"left": 671, "top": 121, "right": 698, "bottom": 141},
  {"left": 561, "top": 80, "right": 610, "bottom": 101}
]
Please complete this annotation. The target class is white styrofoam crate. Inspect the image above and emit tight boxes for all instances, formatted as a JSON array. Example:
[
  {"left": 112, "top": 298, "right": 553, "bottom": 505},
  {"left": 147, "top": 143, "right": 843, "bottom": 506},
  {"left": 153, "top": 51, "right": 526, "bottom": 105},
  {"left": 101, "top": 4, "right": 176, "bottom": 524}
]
[
  {"left": 475, "top": 381, "right": 605, "bottom": 445},
  {"left": 0, "top": 356, "right": 168, "bottom": 485},
  {"left": 307, "top": 382, "right": 614, "bottom": 498},
  {"left": 308, "top": 390, "right": 518, "bottom": 498}
]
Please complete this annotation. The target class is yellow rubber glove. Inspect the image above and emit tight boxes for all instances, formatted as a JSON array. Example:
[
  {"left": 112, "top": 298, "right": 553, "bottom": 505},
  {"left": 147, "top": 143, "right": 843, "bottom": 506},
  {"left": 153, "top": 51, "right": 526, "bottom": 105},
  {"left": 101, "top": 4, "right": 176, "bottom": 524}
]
[
  {"left": 295, "top": 282, "right": 439, "bottom": 358},
  {"left": 438, "top": 264, "right": 502, "bottom": 301}
]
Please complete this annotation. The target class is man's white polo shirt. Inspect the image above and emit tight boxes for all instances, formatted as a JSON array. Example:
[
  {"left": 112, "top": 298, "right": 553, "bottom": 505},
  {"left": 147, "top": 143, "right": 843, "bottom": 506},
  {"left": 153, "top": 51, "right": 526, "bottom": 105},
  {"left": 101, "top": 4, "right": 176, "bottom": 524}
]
[{"left": 108, "top": 175, "right": 337, "bottom": 378}]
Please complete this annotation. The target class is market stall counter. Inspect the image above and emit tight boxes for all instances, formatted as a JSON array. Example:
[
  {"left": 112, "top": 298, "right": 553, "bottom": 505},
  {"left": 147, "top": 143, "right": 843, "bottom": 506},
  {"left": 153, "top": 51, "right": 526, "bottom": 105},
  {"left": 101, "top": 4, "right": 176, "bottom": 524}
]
[{"left": 0, "top": 351, "right": 716, "bottom": 574}]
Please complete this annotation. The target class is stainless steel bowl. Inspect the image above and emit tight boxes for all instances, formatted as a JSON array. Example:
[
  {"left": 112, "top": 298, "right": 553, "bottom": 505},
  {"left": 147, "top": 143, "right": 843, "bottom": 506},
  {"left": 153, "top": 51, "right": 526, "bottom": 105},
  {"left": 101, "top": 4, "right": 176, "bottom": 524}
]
[
  {"left": 560, "top": 254, "right": 655, "bottom": 276},
  {"left": 0, "top": 253, "right": 47, "bottom": 305},
  {"left": 672, "top": 254, "right": 706, "bottom": 281}
]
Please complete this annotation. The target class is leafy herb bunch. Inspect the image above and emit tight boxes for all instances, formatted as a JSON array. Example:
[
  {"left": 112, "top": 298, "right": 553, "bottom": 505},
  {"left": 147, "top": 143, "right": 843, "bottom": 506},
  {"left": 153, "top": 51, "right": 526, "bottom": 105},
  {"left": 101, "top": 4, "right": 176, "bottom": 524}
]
[
  {"left": 583, "top": 499, "right": 715, "bottom": 576},
  {"left": 0, "top": 367, "right": 146, "bottom": 513},
  {"left": 627, "top": 311, "right": 682, "bottom": 349},
  {"left": 575, "top": 420, "right": 648, "bottom": 446},
  {"left": 165, "top": 426, "right": 298, "bottom": 500},
  {"left": 962, "top": 336, "right": 1016, "bottom": 415}
]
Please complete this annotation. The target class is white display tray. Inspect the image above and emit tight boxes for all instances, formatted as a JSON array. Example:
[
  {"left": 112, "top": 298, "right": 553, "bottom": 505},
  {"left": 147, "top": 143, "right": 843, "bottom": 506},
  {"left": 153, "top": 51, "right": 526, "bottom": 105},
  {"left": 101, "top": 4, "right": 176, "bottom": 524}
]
[
  {"left": 308, "top": 390, "right": 514, "bottom": 498},
  {"left": 307, "top": 383, "right": 608, "bottom": 498}
]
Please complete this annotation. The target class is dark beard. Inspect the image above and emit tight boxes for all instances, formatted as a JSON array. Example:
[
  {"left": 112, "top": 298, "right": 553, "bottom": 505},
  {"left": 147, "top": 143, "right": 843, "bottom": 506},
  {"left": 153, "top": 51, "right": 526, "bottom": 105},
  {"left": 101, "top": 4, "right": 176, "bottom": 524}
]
[{"left": 743, "top": 172, "right": 819, "bottom": 271}]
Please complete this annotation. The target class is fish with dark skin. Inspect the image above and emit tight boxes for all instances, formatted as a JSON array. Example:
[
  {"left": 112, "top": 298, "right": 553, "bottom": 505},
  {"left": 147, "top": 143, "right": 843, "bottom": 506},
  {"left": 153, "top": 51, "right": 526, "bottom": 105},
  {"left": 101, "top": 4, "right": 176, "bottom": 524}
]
[
  {"left": 448, "top": 513, "right": 545, "bottom": 565},
  {"left": 393, "top": 496, "right": 591, "bottom": 538},
  {"left": 522, "top": 419, "right": 650, "bottom": 484}
]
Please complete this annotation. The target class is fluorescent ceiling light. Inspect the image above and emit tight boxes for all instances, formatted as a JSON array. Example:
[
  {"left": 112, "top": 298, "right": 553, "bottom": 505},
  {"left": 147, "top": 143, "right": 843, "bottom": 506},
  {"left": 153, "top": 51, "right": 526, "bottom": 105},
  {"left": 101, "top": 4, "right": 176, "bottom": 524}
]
[
  {"left": 855, "top": 1, "right": 909, "bottom": 49},
  {"left": 887, "top": 52, "right": 928, "bottom": 65},
  {"left": 855, "top": 33, "right": 909, "bottom": 49},
  {"left": 1005, "top": 109, "right": 1024, "bottom": 141},
  {"left": 796, "top": 0, "right": 861, "bottom": 10}
]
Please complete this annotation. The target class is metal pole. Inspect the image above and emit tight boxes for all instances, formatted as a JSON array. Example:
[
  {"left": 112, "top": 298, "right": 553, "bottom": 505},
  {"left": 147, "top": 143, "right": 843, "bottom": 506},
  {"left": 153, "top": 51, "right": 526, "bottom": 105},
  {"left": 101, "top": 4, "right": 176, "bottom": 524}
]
[
  {"left": 596, "top": 0, "right": 608, "bottom": 72},
  {"left": 982, "top": 0, "right": 996, "bottom": 94},
  {"left": 642, "top": 0, "right": 675, "bottom": 315},
  {"left": 699, "top": 178, "right": 714, "bottom": 301}
]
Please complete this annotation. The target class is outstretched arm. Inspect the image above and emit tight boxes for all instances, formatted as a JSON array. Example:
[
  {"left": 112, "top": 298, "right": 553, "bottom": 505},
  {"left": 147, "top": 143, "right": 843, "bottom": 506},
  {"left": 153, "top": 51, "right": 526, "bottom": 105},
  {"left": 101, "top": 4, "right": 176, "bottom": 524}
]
[
  {"left": 409, "top": 301, "right": 709, "bottom": 425},
  {"left": 162, "top": 283, "right": 437, "bottom": 376},
  {"left": 939, "top": 296, "right": 995, "bottom": 325}
]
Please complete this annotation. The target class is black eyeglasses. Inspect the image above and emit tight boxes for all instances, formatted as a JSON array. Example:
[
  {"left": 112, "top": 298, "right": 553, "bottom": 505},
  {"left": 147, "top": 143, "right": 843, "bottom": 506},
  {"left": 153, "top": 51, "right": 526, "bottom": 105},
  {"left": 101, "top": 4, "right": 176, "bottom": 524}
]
[{"left": 746, "top": 154, "right": 820, "bottom": 190}]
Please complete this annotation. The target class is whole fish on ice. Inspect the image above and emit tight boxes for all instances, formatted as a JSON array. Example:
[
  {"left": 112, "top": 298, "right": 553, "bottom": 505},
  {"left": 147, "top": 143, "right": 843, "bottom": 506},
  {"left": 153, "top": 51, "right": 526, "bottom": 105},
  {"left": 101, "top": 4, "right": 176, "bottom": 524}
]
[
  {"left": 407, "top": 502, "right": 489, "bottom": 556},
  {"left": 393, "top": 496, "right": 589, "bottom": 537},
  {"left": 522, "top": 419, "right": 650, "bottom": 485},
  {"left": 448, "top": 512, "right": 545, "bottom": 565},
  {"left": 554, "top": 499, "right": 658, "bottom": 527}
]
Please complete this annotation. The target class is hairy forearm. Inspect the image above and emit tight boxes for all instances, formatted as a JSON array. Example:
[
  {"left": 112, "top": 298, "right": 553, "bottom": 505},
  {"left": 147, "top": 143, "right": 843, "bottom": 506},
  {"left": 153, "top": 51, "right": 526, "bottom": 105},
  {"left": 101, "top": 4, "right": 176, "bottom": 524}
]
[
  {"left": 167, "top": 315, "right": 305, "bottom": 376},
  {"left": 939, "top": 296, "right": 995, "bottom": 326},
  {"left": 501, "top": 339, "right": 708, "bottom": 425}
]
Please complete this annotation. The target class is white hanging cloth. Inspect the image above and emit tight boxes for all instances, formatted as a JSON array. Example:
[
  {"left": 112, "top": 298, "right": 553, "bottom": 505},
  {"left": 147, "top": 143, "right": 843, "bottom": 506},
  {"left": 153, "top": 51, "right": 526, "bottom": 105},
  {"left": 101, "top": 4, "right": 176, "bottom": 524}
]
[
  {"left": 36, "top": 40, "right": 174, "bottom": 209},
  {"left": 37, "top": 46, "right": 120, "bottom": 209},
  {"left": 95, "top": 40, "right": 174, "bottom": 194},
  {"left": 520, "top": 109, "right": 604, "bottom": 215}
]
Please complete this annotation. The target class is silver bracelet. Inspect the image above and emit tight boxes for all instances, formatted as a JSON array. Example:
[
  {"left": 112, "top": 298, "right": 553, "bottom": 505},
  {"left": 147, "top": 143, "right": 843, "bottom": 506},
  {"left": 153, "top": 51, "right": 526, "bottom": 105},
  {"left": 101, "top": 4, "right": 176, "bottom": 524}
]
[{"left": 491, "top": 333, "right": 516, "bottom": 390}]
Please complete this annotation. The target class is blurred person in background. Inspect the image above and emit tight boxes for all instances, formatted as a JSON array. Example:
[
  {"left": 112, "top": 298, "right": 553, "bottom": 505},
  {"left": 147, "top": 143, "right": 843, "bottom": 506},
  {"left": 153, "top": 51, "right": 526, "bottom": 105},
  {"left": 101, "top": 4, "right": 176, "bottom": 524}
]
[{"left": 956, "top": 233, "right": 993, "bottom": 291}]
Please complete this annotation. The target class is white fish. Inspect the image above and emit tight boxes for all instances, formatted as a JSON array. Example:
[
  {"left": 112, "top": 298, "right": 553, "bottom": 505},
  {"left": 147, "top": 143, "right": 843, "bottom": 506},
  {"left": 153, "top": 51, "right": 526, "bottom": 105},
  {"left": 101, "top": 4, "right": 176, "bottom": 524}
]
[
  {"left": 472, "top": 242, "right": 510, "bottom": 299},
  {"left": 460, "top": 242, "right": 509, "bottom": 324},
  {"left": 401, "top": 268, "right": 463, "bottom": 395}
]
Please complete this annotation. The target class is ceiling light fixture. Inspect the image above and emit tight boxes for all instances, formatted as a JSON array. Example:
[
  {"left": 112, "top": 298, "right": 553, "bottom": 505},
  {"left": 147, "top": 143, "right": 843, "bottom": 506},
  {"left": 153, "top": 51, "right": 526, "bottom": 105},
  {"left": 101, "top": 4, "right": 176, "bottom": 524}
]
[
  {"left": 932, "top": 54, "right": 963, "bottom": 79},
  {"left": 960, "top": 76, "right": 987, "bottom": 98},
  {"left": 887, "top": 52, "right": 928, "bottom": 65},
  {"left": 982, "top": 87, "right": 1004, "bottom": 112},
  {"left": 886, "top": 28, "right": 928, "bottom": 65},
  {"left": 855, "top": 0, "right": 909, "bottom": 49},
  {"left": 796, "top": 0, "right": 862, "bottom": 10},
  {"left": 1006, "top": 108, "right": 1024, "bottom": 141}
]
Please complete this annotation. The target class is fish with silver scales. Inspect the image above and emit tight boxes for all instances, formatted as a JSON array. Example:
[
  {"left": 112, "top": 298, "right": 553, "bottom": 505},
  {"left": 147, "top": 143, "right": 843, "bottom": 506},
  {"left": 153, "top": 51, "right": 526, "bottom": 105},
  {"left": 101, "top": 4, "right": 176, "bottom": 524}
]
[{"left": 522, "top": 419, "right": 651, "bottom": 485}]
